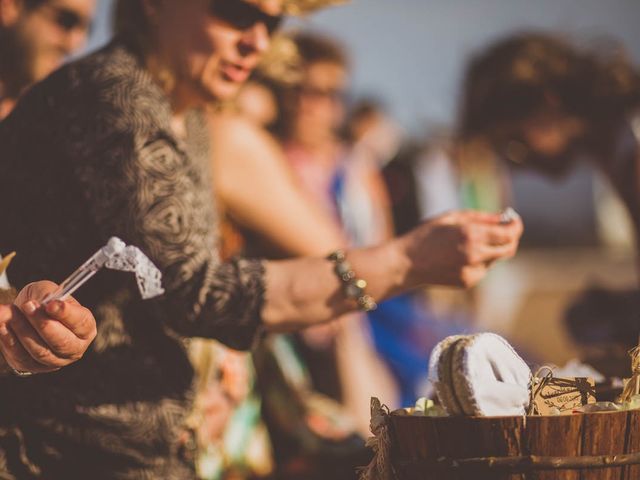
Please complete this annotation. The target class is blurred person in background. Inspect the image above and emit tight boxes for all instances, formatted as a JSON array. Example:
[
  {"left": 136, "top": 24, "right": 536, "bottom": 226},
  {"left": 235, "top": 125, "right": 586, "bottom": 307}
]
[
  {"left": 0, "top": 0, "right": 522, "bottom": 477},
  {"left": 0, "top": 0, "right": 98, "bottom": 379},
  {"left": 459, "top": 31, "right": 640, "bottom": 372},
  {"left": 277, "top": 32, "right": 396, "bottom": 403},
  {"left": 195, "top": 35, "right": 398, "bottom": 479},
  {"left": 278, "top": 32, "right": 446, "bottom": 406},
  {"left": 345, "top": 98, "right": 421, "bottom": 237},
  {"left": 0, "top": 0, "right": 95, "bottom": 119},
  {"left": 460, "top": 32, "right": 640, "bottom": 239}
]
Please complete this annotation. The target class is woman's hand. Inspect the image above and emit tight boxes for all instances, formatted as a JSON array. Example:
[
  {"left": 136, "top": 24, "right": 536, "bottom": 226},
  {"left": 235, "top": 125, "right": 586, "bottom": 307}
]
[
  {"left": 263, "top": 210, "right": 523, "bottom": 331},
  {"left": 397, "top": 210, "right": 523, "bottom": 288},
  {"left": 0, "top": 281, "right": 97, "bottom": 375}
]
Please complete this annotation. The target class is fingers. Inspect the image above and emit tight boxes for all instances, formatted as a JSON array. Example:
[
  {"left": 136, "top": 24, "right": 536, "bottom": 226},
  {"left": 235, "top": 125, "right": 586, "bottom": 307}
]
[
  {"left": 11, "top": 303, "right": 84, "bottom": 366},
  {"left": 0, "top": 305, "right": 59, "bottom": 374},
  {"left": 459, "top": 264, "right": 489, "bottom": 288},
  {"left": 15, "top": 280, "right": 96, "bottom": 342},
  {"left": 16, "top": 301, "right": 90, "bottom": 360},
  {"left": 476, "top": 241, "right": 518, "bottom": 263},
  {"left": 437, "top": 209, "right": 503, "bottom": 226},
  {"left": 440, "top": 209, "right": 524, "bottom": 233},
  {"left": 459, "top": 222, "right": 521, "bottom": 267},
  {"left": 43, "top": 300, "right": 96, "bottom": 341},
  {"left": 14, "top": 280, "right": 59, "bottom": 306},
  {"left": 484, "top": 221, "right": 523, "bottom": 247},
  {"left": 0, "top": 281, "right": 96, "bottom": 375}
]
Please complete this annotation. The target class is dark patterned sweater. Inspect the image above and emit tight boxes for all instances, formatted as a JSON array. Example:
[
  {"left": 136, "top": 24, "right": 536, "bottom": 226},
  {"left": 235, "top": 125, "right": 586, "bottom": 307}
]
[{"left": 0, "top": 41, "right": 265, "bottom": 479}]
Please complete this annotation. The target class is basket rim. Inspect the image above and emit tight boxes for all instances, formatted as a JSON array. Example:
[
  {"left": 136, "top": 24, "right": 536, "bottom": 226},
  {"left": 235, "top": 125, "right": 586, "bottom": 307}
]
[{"left": 397, "top": 452, "right": 640, "bottom": 473}]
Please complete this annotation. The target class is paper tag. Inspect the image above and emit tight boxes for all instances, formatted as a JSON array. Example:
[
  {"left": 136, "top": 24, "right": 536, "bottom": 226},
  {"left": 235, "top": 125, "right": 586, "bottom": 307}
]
[{"left": 533, "top": 377, "right": 596, "bottom": 415}]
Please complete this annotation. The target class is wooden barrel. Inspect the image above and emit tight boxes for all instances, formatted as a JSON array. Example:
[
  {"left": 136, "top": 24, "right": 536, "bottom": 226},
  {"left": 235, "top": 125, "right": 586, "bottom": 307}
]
[{"left": 389, "top": 410, "right": 640, "bottom": 480}]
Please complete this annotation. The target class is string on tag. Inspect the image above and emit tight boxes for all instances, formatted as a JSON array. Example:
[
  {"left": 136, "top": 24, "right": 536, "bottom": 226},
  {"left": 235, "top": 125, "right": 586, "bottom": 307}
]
[{"left": 528, "top": 366, "right": 554, "bottom": 415}]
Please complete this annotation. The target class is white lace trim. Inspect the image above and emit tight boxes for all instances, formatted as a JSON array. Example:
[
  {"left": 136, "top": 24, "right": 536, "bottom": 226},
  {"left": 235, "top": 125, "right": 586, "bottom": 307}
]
[{"left": 105, "top": 244, "right": 165, "bottom": 299}]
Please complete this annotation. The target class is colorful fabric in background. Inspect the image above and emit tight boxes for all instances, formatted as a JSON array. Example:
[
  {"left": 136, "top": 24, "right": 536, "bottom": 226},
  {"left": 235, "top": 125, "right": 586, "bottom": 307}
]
[
  {"left": 189, "top": 340, "right": 274, "bottom": 480},
  {"left": 366, "top": 293, "right": 473, "bottom": 406},
  {"left": 253, "top": 336, "right": 371, "bottom": 480},
  {"left": 287, "top": 142, "right": 470, "bottom": 408}
]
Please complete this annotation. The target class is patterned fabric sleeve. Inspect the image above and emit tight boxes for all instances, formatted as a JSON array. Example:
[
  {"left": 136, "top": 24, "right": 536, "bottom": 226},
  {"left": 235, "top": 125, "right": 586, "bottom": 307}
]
[
  {"left": 71, "top": 126, "right": 266, "bottom": 349},
  {"left": 54, "top": 49, "right": 267, "bottom": 348}
]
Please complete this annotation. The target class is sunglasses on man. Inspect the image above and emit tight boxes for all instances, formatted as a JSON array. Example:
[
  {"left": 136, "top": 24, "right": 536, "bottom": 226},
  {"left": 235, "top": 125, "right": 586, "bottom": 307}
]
[
  {"left": 209, "top": 0, "right": 283, "bottom": 35},
  {"left": 41, "top": 4, "right": 91, "bottom": 33}
]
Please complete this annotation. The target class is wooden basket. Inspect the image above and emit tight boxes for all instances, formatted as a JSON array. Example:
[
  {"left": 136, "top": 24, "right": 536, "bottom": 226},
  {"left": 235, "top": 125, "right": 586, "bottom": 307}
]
[{"left": 388, "top": 409, "right": 640, "bottom": 480}]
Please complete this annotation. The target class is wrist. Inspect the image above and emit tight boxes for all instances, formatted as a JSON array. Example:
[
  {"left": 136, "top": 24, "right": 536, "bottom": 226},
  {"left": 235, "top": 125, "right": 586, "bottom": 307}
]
[
  {"left": 347, "top": 240, "right": 410, "bottom": 301},
  {"left": 384, "top": 237, "right": 413, "bottom": 293},
  {"left": 327, "top": 250, "right": 377, "bottom": 312}
]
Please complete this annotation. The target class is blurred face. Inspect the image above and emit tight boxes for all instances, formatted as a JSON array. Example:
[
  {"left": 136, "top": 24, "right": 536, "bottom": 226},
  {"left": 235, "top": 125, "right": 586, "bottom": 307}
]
[
  {"left": 8, "top": 0, "right": 94, "bottom": 88},
  {"left": 496, "top": 109, "right": 586, "bottom": 177},
  {"left": 292, "top": 60, "right": 347, "bottom": 140},
  {"left": 519, "top": 111, "right": 585, "bottom": 158},
  {"left": 151, "top": 0, "right": 283, "bottom": 105}
]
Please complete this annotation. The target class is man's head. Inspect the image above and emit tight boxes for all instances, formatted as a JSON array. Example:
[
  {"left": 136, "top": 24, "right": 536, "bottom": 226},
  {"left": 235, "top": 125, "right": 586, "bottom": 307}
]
[{"left": 0, "top": 0, "right": 95, "bottom": 97}]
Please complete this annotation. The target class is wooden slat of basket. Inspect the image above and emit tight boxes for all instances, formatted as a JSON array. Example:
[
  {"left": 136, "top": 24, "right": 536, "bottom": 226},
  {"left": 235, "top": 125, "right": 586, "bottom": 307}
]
[
  {"left": 623, "top": 410, "right": 640, "bottom": 480},
  {"left": 390, "top": 415, "right": 439, "bottom": 464},
  {"left": 581, "top": 411, "right": 627, "bottom": 480},
  {"left": 391, "top": 415, "right": 524, "bottom": 480},
  {"left": 389, "top": 411, "right": 640, "bottom": 480},
  {"left": 524, "top": 415, "right": 582, "bottom": 480},
  {"left": 396, "top": 451, "right": 640, "bottom": 473}
]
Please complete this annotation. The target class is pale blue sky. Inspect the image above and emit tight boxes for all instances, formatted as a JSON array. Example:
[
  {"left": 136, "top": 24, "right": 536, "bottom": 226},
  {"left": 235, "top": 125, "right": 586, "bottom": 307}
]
[
  {"left": 84, "top": 1, "right": 640, "bottom": 243},
  {"left": 87, "top": 0, "right": 640, "bottom": 134}
]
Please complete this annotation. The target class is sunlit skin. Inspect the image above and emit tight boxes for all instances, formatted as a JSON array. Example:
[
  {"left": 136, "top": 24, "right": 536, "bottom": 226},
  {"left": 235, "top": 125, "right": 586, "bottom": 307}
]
[
  {"left": 0, "top": 0, "right": 95, "bottom": 118},
  {"left": 134, "top": 0, "right": 524, "bottom": 335},
  {"left": 18, "top": 0, "right": 94, "bottom": 82},
  {"left": 145, "top": 0, "right": 283, "bottom": 116},
  {"left": 519, "top": 110, "right": 586, "bottom": 157},
  {"left": 235, "top": 80, "right": 278, "bottom": 127}
]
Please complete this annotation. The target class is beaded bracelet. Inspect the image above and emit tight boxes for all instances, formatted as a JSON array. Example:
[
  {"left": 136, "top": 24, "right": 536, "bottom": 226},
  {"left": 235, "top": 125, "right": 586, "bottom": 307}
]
[{"left": 327, "top": 250, "right": 377, "bottom": 312}]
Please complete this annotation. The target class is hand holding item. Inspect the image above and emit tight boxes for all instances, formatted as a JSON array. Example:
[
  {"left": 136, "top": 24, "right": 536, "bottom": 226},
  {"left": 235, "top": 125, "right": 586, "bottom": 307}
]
[
  {"left": 0, "top": 281, "right": 97, "bottom": 375},
  {"left": 398, "top": 209, "right": 523, "bottom": 288}
]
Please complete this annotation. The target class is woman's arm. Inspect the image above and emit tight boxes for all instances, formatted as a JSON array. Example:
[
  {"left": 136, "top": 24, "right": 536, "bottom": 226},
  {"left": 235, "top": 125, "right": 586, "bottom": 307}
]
[
  {"left": 74, "top": 113, "right": 521, "bottom": 347},
  {"left": 211, "top": 114, "right": 346, "bottom": 255},
  {"left": 263, "top": 210, "right": 522, "bottom": 331}
]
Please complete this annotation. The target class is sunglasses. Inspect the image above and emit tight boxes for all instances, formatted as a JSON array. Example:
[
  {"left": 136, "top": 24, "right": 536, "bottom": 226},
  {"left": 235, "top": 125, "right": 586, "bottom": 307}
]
[
  {"left": 209, "top": 0, "right": 283, "bottom": 35},
  {"left": 297, "top": 86, "right": 346, "bottom": 102},
  {"left": 39, "top": 4, "right": 91, "bottom": 33}
]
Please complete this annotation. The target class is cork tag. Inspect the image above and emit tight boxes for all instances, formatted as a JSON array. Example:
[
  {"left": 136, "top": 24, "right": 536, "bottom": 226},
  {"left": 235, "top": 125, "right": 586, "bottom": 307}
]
[{"left": 533, "top": 377, "right": 596, "bottom": 415}]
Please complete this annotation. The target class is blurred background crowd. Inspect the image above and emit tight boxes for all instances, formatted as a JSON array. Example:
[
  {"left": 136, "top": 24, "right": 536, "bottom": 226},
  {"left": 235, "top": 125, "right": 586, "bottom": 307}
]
[{"left": 2, "top": 0, "right": 640, "bottom": 479}]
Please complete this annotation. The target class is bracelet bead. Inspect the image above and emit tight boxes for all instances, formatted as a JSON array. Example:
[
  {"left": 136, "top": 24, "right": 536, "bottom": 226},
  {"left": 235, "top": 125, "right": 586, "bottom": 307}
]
[{"left": 327, "top": 250, "right": 377, "bottom": 312}]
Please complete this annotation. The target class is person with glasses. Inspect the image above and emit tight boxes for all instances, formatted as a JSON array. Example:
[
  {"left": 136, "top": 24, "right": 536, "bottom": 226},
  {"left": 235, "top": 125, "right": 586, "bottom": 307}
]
[
  {"left": 0, "top": 0, "right": 99, "bottom": 384},
  {"left": 0, "top": 0, "right": 95, "bottom": 120},
  {"left": 0, "top": 0, "right": 522, "bottom": 477}
]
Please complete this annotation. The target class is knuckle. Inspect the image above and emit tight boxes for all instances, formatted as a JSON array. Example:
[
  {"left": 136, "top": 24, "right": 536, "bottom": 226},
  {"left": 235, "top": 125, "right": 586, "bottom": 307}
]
[
  {"left": 31, "top": 346, "right": 58, "bottom": 366},
  {"left": 458, "top": 225, "right": 472, "bottom": 242},
  {"left": 51, "top": 336, "right": 76, "bottom": 357}
]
